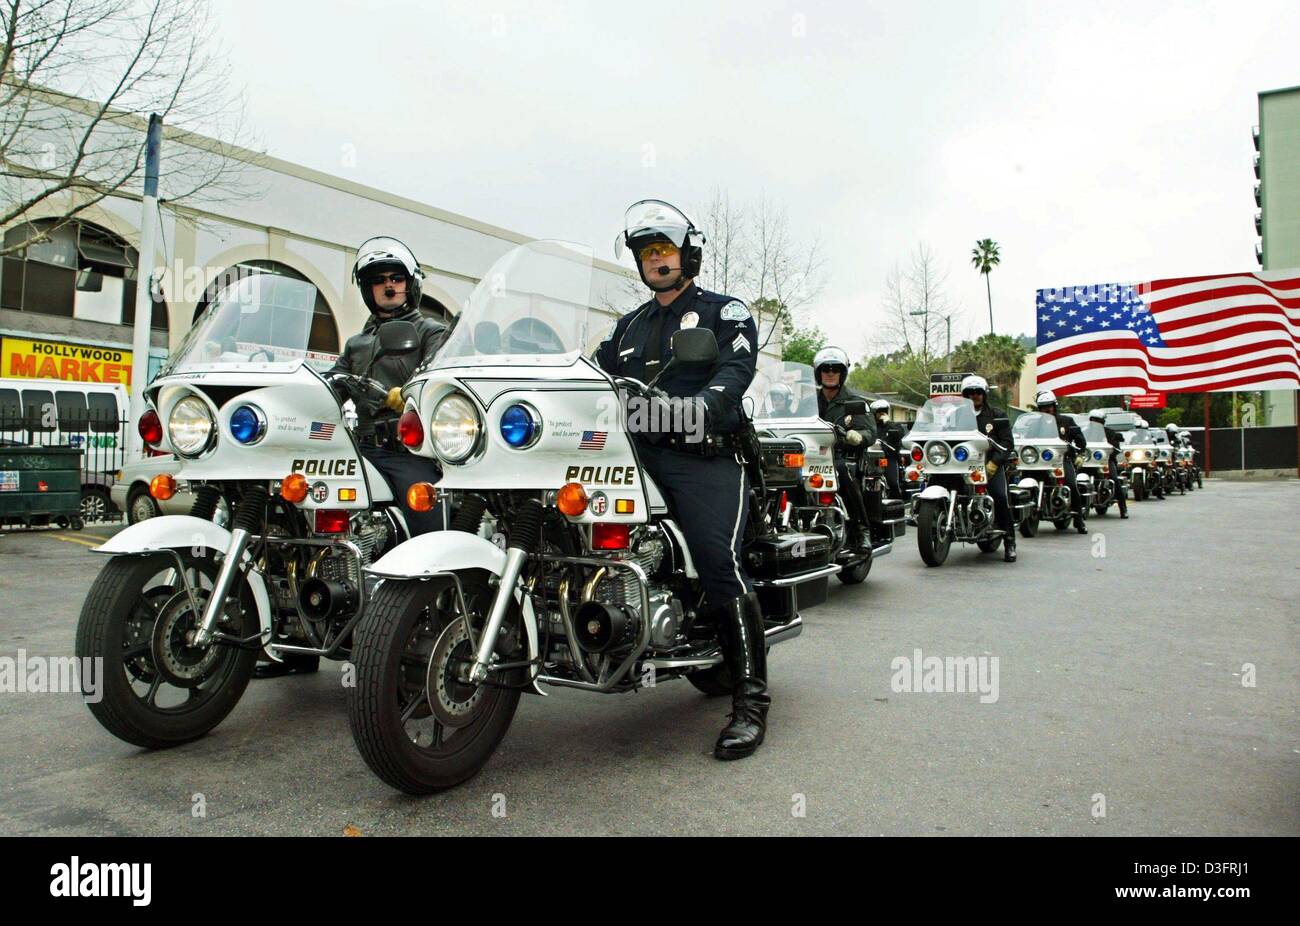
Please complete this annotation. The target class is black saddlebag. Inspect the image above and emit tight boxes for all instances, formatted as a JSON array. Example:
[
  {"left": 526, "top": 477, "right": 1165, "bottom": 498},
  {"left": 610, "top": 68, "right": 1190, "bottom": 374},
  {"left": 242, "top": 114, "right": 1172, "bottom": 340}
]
[{"left": 745, "top": 530, "right": 833, "bottom": 581}]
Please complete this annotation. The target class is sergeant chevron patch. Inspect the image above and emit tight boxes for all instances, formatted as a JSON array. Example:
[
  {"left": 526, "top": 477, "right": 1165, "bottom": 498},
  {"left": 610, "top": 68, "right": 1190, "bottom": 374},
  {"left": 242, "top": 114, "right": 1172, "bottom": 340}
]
[{"left": 731, "top": 333, "right": 751, "bottom": 353}]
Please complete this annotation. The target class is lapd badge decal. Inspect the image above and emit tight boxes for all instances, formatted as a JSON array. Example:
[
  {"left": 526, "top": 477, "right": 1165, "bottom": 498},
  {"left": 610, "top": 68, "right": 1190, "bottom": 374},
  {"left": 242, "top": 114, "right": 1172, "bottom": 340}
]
[
  {"left": 680, "top": 311, "right": 699, "bottom": 329},
  {"left": 721, "top": 301, "right": 750, "bottom": 321},
  {"left": 985, "top": 423, "right": 993, "bottom": 433}
]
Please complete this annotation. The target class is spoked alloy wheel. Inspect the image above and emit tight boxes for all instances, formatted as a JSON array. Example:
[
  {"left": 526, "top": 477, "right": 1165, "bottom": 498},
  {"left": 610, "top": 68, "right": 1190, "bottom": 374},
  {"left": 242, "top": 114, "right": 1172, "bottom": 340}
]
[
  {"left": 348, "top": 572, "right": 522, "bottom": 794},
  {"left": 75, "top": 552, "right": 259, "bottom": 748}
]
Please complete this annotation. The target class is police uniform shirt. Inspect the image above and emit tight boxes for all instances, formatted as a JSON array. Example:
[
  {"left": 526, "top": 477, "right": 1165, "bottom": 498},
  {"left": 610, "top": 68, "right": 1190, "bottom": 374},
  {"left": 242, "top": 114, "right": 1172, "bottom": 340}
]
[{"left": 594, "top": 282, "right": 758, "bottom": 433}]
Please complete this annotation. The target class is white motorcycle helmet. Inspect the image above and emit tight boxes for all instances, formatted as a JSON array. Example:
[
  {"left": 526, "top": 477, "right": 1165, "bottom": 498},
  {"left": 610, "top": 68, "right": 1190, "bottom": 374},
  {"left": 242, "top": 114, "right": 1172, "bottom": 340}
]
[
  {"left": 352, "top": 236, "right": 424, "bottom": 313},
  {"left": 1034, "top": 388, "right": 1058, "bottom": 409},
  {"left": 813, "top": 346, "right": 851, "bottom": 386},
  {"left": 870, "top": 398, "right": 891, "bottom": 416},
  {"left": 960, "top": 374, "right": 989, "bottom": 397}
]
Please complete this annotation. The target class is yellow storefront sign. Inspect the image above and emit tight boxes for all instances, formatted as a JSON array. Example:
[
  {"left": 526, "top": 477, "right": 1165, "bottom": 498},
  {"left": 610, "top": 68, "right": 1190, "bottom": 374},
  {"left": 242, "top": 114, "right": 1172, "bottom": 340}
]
[{"left": 1, "top": 337, "right": 134, "bottom": 390}]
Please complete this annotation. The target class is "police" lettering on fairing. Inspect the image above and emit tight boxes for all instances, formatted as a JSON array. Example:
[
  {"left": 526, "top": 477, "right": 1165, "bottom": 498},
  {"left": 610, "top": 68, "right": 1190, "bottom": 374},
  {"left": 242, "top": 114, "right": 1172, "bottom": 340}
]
[
  {"left": 564, "top": 465, "right": 636, "bottom": 485},
  {"left": 291, "top": 459, "right": 358, "bottom": 477}
]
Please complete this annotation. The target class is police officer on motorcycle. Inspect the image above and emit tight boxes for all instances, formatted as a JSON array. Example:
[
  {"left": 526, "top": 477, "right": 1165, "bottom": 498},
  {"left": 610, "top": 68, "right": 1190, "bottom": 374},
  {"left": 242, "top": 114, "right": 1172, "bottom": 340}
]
[
  {"left": 814, "top": 347, "right": 875, "bottom": 553},
  {"left": 594, "top": 200, "right": 767, "bottom": 761},
  {"left": 1093, "top": 412, "right": 1129, "bottom": 519},
  {"left": 327, "top": 237, "right": 448, "bottom": 536},
  {"left": 1033, "top": 389, "right": 1089, "bottom": 533},
  {"left": 960, "top": 375, "right": 1018, "bottom": 562},
  {"left": 871, "top": 398, "right": 905, "bottom": 499}
]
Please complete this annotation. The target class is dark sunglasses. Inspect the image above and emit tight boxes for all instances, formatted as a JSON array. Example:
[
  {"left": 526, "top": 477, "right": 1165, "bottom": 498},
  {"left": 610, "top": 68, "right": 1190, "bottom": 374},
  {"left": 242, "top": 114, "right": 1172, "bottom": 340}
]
[{"left": 369, "top": 272, "right": 407, "bottom": 285}]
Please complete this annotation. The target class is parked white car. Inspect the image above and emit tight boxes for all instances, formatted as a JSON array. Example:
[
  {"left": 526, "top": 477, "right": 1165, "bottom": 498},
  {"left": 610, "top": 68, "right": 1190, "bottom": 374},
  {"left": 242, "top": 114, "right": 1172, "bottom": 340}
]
[{"left": 110, "top": 455, "right": 229, "bottom": 526}]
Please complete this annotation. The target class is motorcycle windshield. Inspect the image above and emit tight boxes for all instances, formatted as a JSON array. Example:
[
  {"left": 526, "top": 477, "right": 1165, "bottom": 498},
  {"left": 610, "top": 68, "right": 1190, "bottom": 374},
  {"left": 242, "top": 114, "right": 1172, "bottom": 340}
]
[
  {"left": 163, "top": 272, "right": 317, "bottom": 375},
  {"left": 431, "top": 240, "right": 596, "bottom": 369},
  {"left": 1012, "top": 412, "right": 1059, "bottom": 440},
  {"left": 1081, "top": 420, "right": 1107, "bottom": 443},
  {"left": 745, "top": 361, "right": 820, "bottom": 419},
  {"left": 1124, "top": 428, "right": 1152, "bottom": 445},
  {"left": 909, "top": 396, "right": 979, "bottom": 434}
]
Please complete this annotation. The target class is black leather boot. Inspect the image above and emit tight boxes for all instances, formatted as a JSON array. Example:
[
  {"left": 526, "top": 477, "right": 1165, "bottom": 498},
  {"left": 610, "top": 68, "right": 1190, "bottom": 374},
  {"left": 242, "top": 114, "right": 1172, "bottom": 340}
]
[
  {"left": 1003, "top": 534, "right": 1017, "bottom": 562},
  {"left": 714, "top": 592, "right": 769, "bottom": 761}
]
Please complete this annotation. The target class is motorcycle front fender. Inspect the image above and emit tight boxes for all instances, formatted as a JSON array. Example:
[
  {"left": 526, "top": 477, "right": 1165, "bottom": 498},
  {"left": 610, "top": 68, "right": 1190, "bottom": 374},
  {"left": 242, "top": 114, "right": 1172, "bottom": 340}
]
[
  {"left": 366, "top": 532, "right": 540, "bottom": 689},
  {"left": 917, "top": 485, "right": 950, "bottom": 502},
  {"left": 92, "top": 515, "right": 273, "bottom": 642}
]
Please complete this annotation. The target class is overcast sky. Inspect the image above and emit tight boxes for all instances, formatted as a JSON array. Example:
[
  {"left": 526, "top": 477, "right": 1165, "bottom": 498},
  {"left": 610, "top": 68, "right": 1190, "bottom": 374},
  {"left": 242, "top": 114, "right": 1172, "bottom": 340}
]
[{"left": 208, "top": 0, "right": 1298, "bottom": 357}]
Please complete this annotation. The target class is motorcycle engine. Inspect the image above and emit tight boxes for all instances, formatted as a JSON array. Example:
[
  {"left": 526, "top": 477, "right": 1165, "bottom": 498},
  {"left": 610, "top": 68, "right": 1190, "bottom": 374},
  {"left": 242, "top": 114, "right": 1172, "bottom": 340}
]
[{"left": 577, "top": 529, "right": 684, "bottom": 653}]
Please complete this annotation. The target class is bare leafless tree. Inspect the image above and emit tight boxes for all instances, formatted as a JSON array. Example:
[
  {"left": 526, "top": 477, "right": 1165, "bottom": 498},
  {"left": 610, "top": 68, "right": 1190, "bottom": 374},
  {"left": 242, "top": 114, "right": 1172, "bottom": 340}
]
[
  {"left": 696, "top": 185, "right": 746, "bottom": 297},
  {"left": 0, "top": 0, "right": 257, "bottom": 257},
  {"left": 873, "top": 242, "right": 960, "bottom": 371}
]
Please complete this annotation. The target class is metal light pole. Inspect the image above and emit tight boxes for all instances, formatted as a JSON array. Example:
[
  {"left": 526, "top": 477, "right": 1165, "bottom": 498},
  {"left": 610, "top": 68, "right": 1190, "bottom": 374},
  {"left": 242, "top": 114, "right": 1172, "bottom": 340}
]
[
  {"left": 910, "top": 310, "right": 951, "bottom": 370},
  {"left": 127, "top": 113, "right": 162, "bottom": 462}
]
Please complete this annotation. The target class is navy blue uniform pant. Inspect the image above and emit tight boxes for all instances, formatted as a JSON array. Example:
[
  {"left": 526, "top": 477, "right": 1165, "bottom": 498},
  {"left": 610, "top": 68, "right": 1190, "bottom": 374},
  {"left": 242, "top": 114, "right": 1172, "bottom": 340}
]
[
  {"left": 638, "top": 442, "right": 751, "bottom": 610},
  {"left": 362, "top": 446, "right": 446, "bottom": 536},
  {"left": 987, "top": 466, "right": 1013, "bottom": 533}
]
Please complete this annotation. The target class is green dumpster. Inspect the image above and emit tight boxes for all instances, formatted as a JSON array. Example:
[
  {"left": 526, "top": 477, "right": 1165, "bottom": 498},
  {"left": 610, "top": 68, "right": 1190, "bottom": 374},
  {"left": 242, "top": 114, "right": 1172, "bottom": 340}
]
[{"left": 0, "top": 445, "right": 85, "bottom": 530}]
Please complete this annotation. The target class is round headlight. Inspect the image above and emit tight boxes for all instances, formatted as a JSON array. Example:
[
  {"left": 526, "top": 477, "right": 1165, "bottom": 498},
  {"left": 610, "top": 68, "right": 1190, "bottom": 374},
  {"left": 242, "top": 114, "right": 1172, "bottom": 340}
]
[
  {"left": 229, "top": 404, "right": 266, "bottom": 445},
  {"left": 431, "top": 393, "right": 481, "bottom": 463},
  {"left": 954, "top": 444, "right": 969, "bottom": 463},
  {"left": 1041, "top": 449, "right": 1054, "bottom": 461},
  {"left": 500, "top": 403, "right": 540, "bottom": 448},
  {"left": 1020, "top": 446, "right": 1039, "bottom": 465},
  {"left": 168, "top": 395, "right": 214, "bottom": 456},
  {"left": 925, "top": 441, "right": 950, "bottom": 466}
]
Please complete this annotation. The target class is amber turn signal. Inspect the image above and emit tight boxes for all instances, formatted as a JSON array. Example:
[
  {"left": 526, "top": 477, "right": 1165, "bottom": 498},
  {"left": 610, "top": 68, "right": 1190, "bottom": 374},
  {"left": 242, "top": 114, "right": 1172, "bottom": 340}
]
[
  {"left": 557, "top": 482, "right": 588, "bottom": 516},
  {"left": 406, "top": 482, "right": 437, "bottom": 512},
  {"left": 281, "top": 473, "right": 309, "bottom": 504},
  {"left": 782, "top": 453, "right": 804, "bottom": 468},
  {"left": 150, "top": 473, "right": 176, "bottom": 500},
  {"left": 809, "top": 473, "right": 824, "bottom": 488}
]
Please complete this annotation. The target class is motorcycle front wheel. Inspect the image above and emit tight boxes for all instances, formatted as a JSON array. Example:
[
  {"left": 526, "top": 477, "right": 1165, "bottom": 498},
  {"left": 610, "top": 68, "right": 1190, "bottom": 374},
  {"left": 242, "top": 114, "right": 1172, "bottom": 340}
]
[
  {"left": 75, "top": 552, "right": 259, "bottom": 748},
  {"left": 916, "top": 501, "right": 951, "bottom": 567},
  {"left": 347, "top": 572, "right": 522, "bottom": 795},
  {"left": 1019, "top": 507, "right": 1040, "bottom": 538}
]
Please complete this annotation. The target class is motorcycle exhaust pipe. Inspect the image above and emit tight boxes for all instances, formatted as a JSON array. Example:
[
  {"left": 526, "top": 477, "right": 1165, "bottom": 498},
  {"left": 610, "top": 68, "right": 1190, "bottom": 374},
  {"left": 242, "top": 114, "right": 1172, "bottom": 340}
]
[
  {"left": 299, "top": 577, "right": 359, "bottom": 622},
  {"left": 573, "top": 600, "right": 638, "bottom": 654}
]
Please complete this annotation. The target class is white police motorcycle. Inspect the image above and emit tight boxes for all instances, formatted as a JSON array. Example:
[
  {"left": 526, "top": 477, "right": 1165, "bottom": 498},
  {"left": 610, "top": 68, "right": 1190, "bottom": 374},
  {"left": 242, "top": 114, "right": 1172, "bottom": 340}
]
[
  {"left": 1068, "top": 413, "right": 1117, "bottom": 516},
  {"left": 345, "top": 241, "right": 835, "bottom": 794},
  {"left": 76, "top": 271, "right": 416, "bottom": 748},
  {"left": 745, "top": 362, "right": 896, "bottom": 585},
  {"left": 1011, "top": 411, "right": 1090, "bottom": 533},
  {"left": 903, "top": 396, "right": 1028, "bottom": 565},
  {"left": 1117, "top": 425, "right": 1159, "bottom": 501}
]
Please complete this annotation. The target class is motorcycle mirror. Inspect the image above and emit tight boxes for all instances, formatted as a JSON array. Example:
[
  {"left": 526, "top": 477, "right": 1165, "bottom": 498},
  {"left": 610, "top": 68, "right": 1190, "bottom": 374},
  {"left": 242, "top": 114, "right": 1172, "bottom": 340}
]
[
  {"left": 473, "top": 321, "right": 502, "bottom": 355},
  {"left": 844, "top": 399, "right": 868, "bottom": 415},
  {"left": 377, "top": 320, "right": 418, "bottom": 355}
]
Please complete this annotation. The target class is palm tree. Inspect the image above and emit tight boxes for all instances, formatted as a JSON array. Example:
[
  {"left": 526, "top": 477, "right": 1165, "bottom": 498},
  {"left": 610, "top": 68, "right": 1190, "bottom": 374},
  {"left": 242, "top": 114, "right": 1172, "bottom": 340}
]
[{"left": 971, "top": 239, "right": 1001, "bottom": 335}]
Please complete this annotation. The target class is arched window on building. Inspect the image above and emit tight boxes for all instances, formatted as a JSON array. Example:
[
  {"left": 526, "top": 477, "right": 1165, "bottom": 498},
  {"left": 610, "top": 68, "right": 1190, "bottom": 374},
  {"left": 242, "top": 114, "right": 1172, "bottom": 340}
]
[
  {"left": 0, "top": 219, "right": 168, "bottom": 331},
  {"left": 193, "top": 259, "right": 339, "bottom": 355}
]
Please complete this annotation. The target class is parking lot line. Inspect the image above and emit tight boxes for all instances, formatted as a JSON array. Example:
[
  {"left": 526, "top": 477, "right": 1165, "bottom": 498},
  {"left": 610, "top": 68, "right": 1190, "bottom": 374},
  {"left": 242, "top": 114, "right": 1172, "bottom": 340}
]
[{"left": 48, "top": 532, "right": 102, "bottom": 549}]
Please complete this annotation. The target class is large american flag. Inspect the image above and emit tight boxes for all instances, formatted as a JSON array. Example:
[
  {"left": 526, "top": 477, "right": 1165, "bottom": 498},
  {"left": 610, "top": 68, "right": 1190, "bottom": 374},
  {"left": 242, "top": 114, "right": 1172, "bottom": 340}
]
[{"left": 1035, "top": 271, "right": 1300, "bottom": 395}]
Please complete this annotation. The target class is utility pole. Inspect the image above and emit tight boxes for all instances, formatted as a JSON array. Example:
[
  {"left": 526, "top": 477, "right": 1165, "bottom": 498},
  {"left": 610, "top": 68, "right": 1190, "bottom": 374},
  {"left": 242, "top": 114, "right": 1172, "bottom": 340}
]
[{"left": 127, "top": 114, "right": 162, "bottom": 462}]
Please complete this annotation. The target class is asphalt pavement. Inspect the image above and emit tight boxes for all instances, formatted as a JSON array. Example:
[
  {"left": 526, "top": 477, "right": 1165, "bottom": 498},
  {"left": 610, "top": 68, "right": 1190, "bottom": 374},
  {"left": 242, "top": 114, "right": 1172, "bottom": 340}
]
[{"left": 1, "top": 479, "right": 1296, "bottom": 836}]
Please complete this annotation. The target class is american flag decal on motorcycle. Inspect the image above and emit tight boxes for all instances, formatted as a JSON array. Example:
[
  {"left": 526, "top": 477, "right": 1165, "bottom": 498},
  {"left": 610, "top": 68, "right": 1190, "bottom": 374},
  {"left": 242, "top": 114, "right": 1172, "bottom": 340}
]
[
  {"left": 579, "top": 430, "right": 607, "bottom": 450},
  {"left": 309, "top": 421, "right": 335, "bottom": 441}
]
